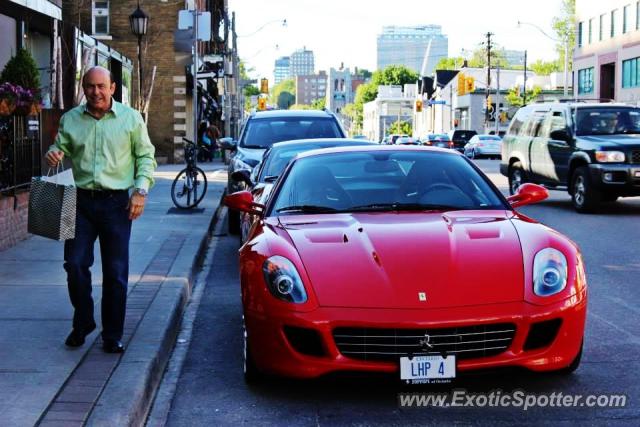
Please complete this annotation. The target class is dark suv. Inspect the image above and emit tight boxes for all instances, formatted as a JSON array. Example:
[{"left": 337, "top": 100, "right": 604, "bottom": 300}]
[
  {"left": 224, "top": 109, "right": 345, "bottom": 232},
  {"left": 448, "top": 129, "right": 478, "bottom": 152},
  {"left": 500, "top": 101, "right": 640, "bottom": 212}
]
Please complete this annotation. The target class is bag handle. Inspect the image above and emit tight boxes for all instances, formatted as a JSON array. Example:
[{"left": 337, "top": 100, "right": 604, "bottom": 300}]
[{"left": 45, "top": 163, "right": 65, "bottom": 184}]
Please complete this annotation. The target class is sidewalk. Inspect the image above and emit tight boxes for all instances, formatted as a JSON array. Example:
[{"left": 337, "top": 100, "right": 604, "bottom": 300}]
[{"left": 0, "top": 160, "right": 228, "bottom": 427}]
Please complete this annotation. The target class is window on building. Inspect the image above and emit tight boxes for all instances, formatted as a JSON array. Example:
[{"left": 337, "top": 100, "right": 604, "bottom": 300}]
[
  {"left": 578, "top": 67, "right": 594, "bottom": 94},
  {"left": 622, "top": 57, "right": 640, "bottom": 87},
  {"left": 92, "top": 1, "right": 110, "bottom": 35},
  {"left": 600, "top": 14, "right": 605, "bottom": 40},
  {"left": 578, "top": 22, "right": 583, "bottom": 47},
  {"left": 624, "top": 4, "right": 630, "bottom": 33},
  {"left": 588, "top": 18, "right": 593, "bottom": 43},
  {"left": 611, "top": 9, "right": 617, "bottom": 37}
]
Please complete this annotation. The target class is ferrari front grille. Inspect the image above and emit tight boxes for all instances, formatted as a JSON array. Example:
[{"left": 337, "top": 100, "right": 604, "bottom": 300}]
[{"left": 333, "top": 323, "right": 516, "bottom": 362}]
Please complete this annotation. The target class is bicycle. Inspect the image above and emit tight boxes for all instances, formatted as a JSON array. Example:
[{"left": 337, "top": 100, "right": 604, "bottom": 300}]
[{"left": 171, "top": 138, "right": 208, "bottom": 209}]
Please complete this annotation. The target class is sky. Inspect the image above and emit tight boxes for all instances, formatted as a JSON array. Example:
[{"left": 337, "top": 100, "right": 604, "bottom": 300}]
[{"left": 230, "top": 0, "right": 566, "bottom": 83}]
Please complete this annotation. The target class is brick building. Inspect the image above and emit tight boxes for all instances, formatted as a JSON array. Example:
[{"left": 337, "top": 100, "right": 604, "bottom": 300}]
[{"left": 62, "top": 0, "right": 227, "bottom": 162}]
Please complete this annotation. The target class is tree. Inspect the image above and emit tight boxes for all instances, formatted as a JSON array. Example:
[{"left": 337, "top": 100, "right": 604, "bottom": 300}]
[
  {"left": 388, "top": 120, "right": 412, "bottom": 135},
  {"left": 310, "top": 97, "right": 325, "bottom": 110},
  {"left": 552, "top": 0, "right": 576, "bottom": 73},
  {"left": 529, "top": 59, "right": 561, "bottom": 76},
  {"left": 243, "top": 84, "right": 260, "bottom": 110},
  {"left": 289, "top": 103, "right": 312, "bottom": 110},
  {"left": 434, "top": 57, "right": 466, "bottom": 70},
  {"left": 0, "top": 48, "right": 41, "bottom": 90},
  {"left": 270, "top": 78, "right": 295, "bottom": 109},
  {"left": 468, "top": 46, "right": 509, "bottom": 69},
  {"left": 505, "top": 86, "right": 543, "bottom": 107}
]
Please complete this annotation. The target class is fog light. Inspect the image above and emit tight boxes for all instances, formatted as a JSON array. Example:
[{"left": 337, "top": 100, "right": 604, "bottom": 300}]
[{"left": 603, "top": 172, "right": 613, "bottom": 182}]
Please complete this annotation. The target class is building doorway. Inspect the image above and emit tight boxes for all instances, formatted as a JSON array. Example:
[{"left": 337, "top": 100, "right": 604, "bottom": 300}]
[{"left": 600, "top": 62, "right": 615, "bottom": 100}]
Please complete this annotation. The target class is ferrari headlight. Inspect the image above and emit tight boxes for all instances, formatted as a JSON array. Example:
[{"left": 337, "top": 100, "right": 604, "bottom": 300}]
[
  {"left": 262, "top": 256, "right": 307, "bottom": 303},
  {"left": 533, "top": 248, "right": 568, "bottom": 297},
  {"left": 595, "top": 151, "right": 625, "bottom": 162}
]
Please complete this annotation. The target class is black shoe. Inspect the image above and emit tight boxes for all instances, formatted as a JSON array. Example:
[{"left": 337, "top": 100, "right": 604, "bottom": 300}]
[
  {"left": 65, "top": 323, "right": 96, "bottom": 347},
  {"left": 103, "top": 340, "right": 125, "bottom": 354}
]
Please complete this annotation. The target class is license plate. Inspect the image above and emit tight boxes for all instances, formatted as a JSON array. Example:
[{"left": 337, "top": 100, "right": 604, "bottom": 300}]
[{"left": 400, "top": 355, "right": 456, "bottom": 384}]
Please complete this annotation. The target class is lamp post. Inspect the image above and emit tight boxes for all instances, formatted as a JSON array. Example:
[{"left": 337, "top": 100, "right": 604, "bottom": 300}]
[
  {"left": 517, "top": 20, "right": 570, "bottom": 97},
  {"left": 129, "top": 2, "right": 149, "bottom": 111}
]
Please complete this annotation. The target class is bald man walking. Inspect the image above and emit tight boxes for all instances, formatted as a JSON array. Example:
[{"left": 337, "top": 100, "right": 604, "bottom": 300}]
[{"left": 45, "top": 66, "right": 157, "bottom": 353}]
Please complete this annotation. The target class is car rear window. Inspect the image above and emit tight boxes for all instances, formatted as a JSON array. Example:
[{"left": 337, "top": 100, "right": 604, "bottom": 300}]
[{"left": 240, "top": 117, "right": 343, "bottom": 148}]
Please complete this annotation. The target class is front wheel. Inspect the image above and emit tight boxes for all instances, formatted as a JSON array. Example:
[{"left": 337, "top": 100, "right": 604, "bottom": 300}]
[
  {"left": 171, "top": 167, "right": 208, "bottom": 209},
  {"left": 508, "top": 162, "right": 525, "bottom": 195},
  {"left": 571, "top": 166, "right": 600, "bottom": 213}
]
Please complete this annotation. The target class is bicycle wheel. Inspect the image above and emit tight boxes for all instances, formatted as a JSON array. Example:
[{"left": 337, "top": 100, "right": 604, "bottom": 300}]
[{"left": 171, "top": 167, "right": 208, "bottom": 209}]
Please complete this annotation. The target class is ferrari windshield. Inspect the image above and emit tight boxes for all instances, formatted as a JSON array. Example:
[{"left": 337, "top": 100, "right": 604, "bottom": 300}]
[{"left": 270, "top": 150, "right": 506, "bottom": 214}]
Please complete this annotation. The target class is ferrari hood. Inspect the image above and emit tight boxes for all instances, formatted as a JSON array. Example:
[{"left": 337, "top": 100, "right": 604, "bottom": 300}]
[{"left": 280, "top": 211, "right": 524, "bottom": 309}]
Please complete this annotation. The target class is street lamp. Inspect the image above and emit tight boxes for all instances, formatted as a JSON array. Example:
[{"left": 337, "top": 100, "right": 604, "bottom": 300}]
[
  {"left": 129, "top": 2, "right": 149, "bottom": 110},
  {"left": 517, "top": 20, "right": 570, "bottom": 97}
]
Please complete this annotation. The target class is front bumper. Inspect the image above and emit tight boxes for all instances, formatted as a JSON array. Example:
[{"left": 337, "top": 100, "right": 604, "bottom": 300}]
[
  {"left": 245, "top": 290, "right": 587, "bottom": 379},
  {"left": 588, "top": 163, "right": 640, "bottom": 196}
]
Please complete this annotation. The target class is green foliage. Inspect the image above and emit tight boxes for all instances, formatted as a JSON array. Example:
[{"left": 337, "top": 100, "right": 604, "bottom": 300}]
[
  {"left": 388, "top": 120, "right": 412, "bottom": 135},
  {"left": 505, "top": 86, "right": 543, "bottom": 107},
  {"left": 270, "top": 78, "right": 295, "bottom": 108},
  {"left": 355, "top": 68, "right": 372, "bottom": 79},
  {"left": 0, "top": 48, "right": 41, "bottom": 90},
  {"left": 529, "top": 60, "right": 561, "bottom": 76},
  {"left": 469, "top": 47, "right": 509, "bottom": 69},
  {"left": 434, "top": 57, "right": 465, "bottom": 70},
  {"left": 238, "top": 60, "right": 255, "bottom": 81},
  {"left": 310, "top": 97, "right": 326, "bottom": 110},
  {"left": 244, "top": 85, "right": 260, "bottom": 97},
  {"left": 372, "top": 65, "right": 419, "bottom": 86}
]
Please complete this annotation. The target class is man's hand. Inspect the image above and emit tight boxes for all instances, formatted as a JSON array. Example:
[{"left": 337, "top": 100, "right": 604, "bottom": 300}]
[
  {"left": 128, "top": 192, "right": 146, "bottom": 220},
  {"left": 45, "top": 150, "right": 64, "bottom": 168}
]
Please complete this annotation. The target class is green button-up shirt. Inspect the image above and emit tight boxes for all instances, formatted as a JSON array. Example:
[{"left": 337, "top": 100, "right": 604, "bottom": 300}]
[{"left": 49, "top": 101, "right": 157, "bottom": 191}]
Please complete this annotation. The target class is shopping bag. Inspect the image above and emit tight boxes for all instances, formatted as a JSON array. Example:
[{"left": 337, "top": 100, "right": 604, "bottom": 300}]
[{"left": 27, "top": 167, "right": 76, "bottom": 240}]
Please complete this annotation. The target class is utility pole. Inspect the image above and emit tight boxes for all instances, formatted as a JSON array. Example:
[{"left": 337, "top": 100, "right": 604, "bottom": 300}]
[
  {"left": 485, "top": 32, "right": 493, "bottom": 129},
  {"left": 523, "top": 50, "right": 528, "bottom": 106},
  {"left": 495, "top": 66, "right": 500, "bottom": 135}
]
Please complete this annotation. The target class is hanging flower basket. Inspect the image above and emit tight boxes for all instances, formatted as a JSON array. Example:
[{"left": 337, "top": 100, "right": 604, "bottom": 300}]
[{"left": 0, "top": 82, "right": 18, "bottom": 116}]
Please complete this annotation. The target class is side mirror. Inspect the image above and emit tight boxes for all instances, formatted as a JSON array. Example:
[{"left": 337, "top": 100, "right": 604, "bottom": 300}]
[
  {"left": 507, "top": 183, "right": 548, "bottom": 208},
  {"left": 223, "top": 190, "right": 265, "bottom": 216},
  {"left": 230, "top": 169, "right": 254, "bottom": 187},
  {"left": 549, "top": 129, "right": 571, "bottom": 143},
  {"left": 218, "top": 137, "right": 237, "bottom": 151}
]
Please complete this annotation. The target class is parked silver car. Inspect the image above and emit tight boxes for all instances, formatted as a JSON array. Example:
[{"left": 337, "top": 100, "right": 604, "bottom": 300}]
[{"left": 464, "top": 134, "right": 502, "bottom": 159}]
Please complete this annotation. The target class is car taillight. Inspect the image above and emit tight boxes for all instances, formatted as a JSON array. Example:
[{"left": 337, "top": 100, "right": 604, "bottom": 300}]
[{"left": 448, "top": 141, "right": 454, "bottom": 147}]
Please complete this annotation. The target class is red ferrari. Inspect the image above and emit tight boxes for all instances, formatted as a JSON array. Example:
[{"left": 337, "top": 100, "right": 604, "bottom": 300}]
[{"left": 224, "top": 146, "right": 587, "bottom": 383}]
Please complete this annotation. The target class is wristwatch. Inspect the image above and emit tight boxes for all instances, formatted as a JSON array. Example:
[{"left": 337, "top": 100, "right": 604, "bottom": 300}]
[{"left": 134, "top": 188, "right": 148, "bottom": 197}]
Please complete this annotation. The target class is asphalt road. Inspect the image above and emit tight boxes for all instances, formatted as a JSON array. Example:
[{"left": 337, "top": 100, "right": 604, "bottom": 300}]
[{"left": 162, "top": 159, "right": 640, "bottom": 426}]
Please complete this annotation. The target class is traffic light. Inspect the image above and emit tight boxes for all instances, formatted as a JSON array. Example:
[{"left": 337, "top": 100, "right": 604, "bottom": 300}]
[
  {"left": 415, "top": 99, "right": 423, "bottom": 112},
  {"left": 257, "top": 97, "right": 267, "bottom": 111},
  {"left": 499, "top": 111, "right": 508, "bottom": 123},
  {"left": 465, "top": 76, "right": 475, "bottom": 93},
  {"left": 457, "top": 72, "right": 466, "bottom": 95},
  {"left": 486, "top": 95, "right": 493, "bottom": 111},
  {"left": 260, "top": 78, "right": 269, "bottom": 94}
]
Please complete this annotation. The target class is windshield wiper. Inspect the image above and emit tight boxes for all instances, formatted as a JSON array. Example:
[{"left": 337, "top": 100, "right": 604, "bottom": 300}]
[
  {"left": 276, "top": 205, "right": 339, "bottom": 213},
  {"left": 241, "top": 144, "right": 266, "bottom": 149},
  {"left": 347, "top": 203, "right": 464, "bottom": 212},
  {"left": 264, "top": 175, "right": 279, "bottom": 183}
]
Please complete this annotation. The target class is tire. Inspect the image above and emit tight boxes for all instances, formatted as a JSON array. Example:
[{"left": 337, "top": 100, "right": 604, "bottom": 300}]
[
  {"left": 243, "top": 316, "right": 262, "bottom": 383},
  {"left": 554, "top": 340, "right": 583, "bottom": 375},
  {"left": 571, "top": 166, "right": 601, "bottom": 213},
  {"left": 508, "top": 162, "right": 525, "bottom": 195},
  {"left": 171, "top": 167, "right": 208, "bottom": 209},
  {"left": 228, "top": 209, "right": 241, "bottom": 235}
]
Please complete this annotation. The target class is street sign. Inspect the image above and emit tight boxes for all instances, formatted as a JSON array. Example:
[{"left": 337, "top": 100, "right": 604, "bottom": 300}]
[{"left": 429, "top": 100, "right": 446, "bottom": 105}]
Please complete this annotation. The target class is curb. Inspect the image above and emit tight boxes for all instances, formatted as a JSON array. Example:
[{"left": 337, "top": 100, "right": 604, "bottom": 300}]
[{"left": 85, "top": 196, "right": 225, "bottom": 426}]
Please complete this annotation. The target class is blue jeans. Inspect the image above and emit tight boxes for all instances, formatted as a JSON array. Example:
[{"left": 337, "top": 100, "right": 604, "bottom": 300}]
[{"left": 64, "top": 190, "right": 132, "bottom": 342}]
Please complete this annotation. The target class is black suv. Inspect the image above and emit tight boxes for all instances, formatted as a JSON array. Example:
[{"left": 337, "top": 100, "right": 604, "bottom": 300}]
[
  {"left": 223, "top": 109, "right": 346, "bottom": 233},
  {"left": 448, "top": 129, "right": 478, "bottom": 152},
  {"left": 500, "top": 101, "right": 640, "bottom": 212}
]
